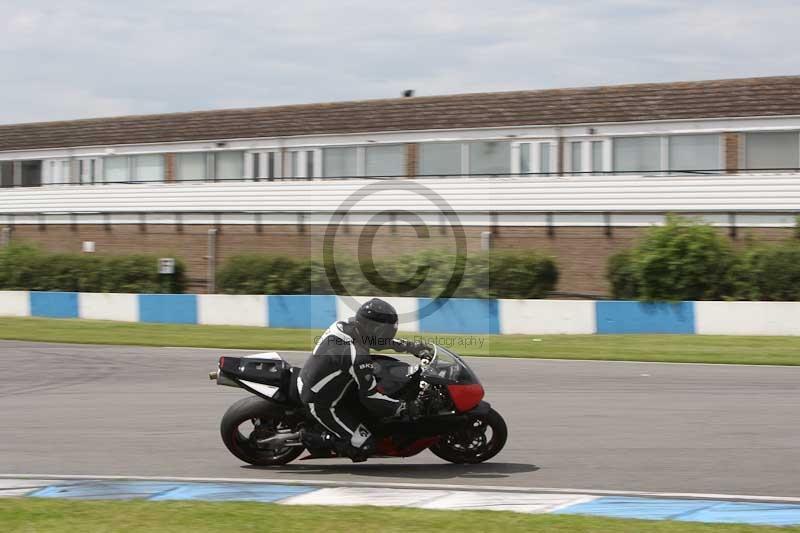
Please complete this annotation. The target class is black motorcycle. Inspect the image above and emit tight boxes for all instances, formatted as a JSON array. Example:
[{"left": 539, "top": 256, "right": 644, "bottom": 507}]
[{"left": 209, "top": 343, "right": 507, "bottom": 465}]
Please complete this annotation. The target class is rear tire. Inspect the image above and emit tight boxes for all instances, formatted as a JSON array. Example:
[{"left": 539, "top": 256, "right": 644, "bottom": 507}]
[
  {"left": 220, "top": 396, "right": 305, "bottom": 466},
  {"left": 430, "top": 408, "right": 508, "bottom": 464}
]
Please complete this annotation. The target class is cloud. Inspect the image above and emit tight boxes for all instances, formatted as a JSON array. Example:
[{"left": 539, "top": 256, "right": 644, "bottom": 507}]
[{"left": 0, "top": 0, "right": 798, "bottom": 124}]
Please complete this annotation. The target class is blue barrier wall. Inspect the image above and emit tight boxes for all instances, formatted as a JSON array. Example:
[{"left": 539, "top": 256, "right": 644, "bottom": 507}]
[
  {"left": 139, "top": 294, "right": 198, "bottom": 324},
  {"left": 10, "top": 291, "right": 798, "bottom": 336},
  {"left": 596, "top": 301, "right": 695, "bottom": 334},
  {"left": 30, "top": 291, "right": 79, "bottom": 318},
  {"left": 268, "top": 295, "right": 337, "bottom": 329},
  {"left": 418, "top": 298, "right": 500, "bottom": 334}
]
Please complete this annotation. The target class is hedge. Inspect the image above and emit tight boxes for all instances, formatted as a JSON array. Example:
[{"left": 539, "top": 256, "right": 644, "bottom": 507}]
[
  {"left": 0, "top": 244, "right": 186, "bottom": 293},
  {"left": 607, "top": 216, "right": 800, "bottom": 301},
  {"left": 217, "top": 250, "right": 558, "bottom": 299},
  {"left": 738, "top": 243, "right": 800, "bottom": 301}
]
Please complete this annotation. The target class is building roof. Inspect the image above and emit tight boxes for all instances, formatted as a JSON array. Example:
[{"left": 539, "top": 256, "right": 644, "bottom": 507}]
[{"left": 2, "top": 75, "right": 800, "bottom": 152}]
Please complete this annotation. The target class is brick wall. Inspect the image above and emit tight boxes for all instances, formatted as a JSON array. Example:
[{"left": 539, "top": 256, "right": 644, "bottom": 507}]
[
  {"left": 724, "top": 133, "right": 741, "bottom": 172},
  {"left": 4, "top": 223, "right": 794, "bottom": 296},
  {"left": 405, "top": 143, "right": 418, "bottom": 176}
]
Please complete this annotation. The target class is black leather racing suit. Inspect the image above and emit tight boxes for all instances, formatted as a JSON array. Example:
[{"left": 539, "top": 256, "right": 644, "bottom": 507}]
[{"left": 298, "top": 320, "right": 406, "bottom": 451}]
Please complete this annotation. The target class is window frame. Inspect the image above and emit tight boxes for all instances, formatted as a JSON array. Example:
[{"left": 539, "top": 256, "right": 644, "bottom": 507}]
[
  {"left": 418, "top": 141, "right": 464, "bottom": 177},
  {"left": 667, "top": 134, "right": 723, "bottom": 174},
  {"left": 246, "top": 150, "right": 282, "bottom": 181},
  {"left": 288, "top": 148, "right": 321, "bottom": 179},
  {"left": 42, "top": 158, "right": 71, "bottom": 185},
  {"left": 512, "top": 141, "right": 557, "bottom": 176},
  {"left": 562, "top": 138, "right": 611, "bottom": 176},
  {"left": 741, "top": 131, "right": 800, "bottom": 172}
]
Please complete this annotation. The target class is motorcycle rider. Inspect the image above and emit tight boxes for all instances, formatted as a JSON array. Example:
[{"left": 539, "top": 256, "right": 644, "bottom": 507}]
[{"left": 298, "top": 298, "right": 432, "bottom": 462}]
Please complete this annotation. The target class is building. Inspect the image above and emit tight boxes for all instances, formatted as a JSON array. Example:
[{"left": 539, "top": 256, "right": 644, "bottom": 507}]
[{"left": 1, "top": 75, "right": 800, "bottom": 295}]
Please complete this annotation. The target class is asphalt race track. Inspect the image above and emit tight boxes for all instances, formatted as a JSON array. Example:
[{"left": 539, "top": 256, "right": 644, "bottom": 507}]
[{"left": 1, "top": 340, "right": 798, "bottom": 497}]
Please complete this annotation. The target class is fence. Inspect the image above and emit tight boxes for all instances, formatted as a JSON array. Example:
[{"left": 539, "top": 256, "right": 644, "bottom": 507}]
[{"left": 2, "top": 291, "right": 799, "bottom": 336}]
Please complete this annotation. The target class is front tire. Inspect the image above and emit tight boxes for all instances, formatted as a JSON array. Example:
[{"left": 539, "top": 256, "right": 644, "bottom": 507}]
[
  {"left": 430, "top": 408, "right": 508, "bottom": 464},
  {"left": 220, "top": 396, "right": 305, "bottom": 466}
]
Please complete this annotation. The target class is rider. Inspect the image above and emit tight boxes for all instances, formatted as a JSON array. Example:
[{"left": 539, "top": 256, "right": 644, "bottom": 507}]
[{"left": 298, "top": 298, "right": 431, "bottom": 462}]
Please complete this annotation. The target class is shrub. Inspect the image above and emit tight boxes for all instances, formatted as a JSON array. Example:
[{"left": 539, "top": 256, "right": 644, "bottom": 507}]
[
  {"left": 607, "top": 216, "right": 739, "bottom": 301},
  {"left": 606, "top": 250, "right": 639, "bottom": 299},
  {"left": 217, "top": 250, "right": 558, "bottom": 299},
  {"left": 738, "top": 243, "right": 800, "bottom": 301},
  {"left": 0, "top": 244, "right": 185, "bottom": 293}
]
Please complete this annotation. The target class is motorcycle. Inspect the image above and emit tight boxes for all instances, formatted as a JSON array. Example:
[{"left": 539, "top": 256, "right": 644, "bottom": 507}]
[{"left": 209, "top": 343, "right": 507, "bottom": 465}]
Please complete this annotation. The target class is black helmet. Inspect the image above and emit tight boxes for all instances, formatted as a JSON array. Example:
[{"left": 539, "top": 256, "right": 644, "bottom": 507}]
[{"left": 355, "top": 298, "right": 398, "bottom": 348}]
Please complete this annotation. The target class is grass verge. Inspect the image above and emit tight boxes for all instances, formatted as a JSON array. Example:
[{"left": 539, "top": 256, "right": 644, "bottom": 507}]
[
  {"left": 0, "top": 499, "right": 795, "bottom": 533},
  {"left": 0, "top": 316, "right": 798, "bottom": 365}
]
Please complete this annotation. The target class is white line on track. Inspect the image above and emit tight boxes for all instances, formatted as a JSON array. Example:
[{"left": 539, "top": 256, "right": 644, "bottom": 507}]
[{"left": 2, "top": 474, "right": 800, "bottom": 504}]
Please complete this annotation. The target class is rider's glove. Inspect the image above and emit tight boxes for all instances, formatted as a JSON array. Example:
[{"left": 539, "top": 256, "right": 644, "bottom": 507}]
[{"left": 395, "top": 339, "right": 433, "bottom": 359}]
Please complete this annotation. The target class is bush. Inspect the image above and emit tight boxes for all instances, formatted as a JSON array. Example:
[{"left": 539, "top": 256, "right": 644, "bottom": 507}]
[
  {"left": 738, "top": 243, "right": 800, "bottom": 301},
  {"left": 217, "top": 250, "right": 558, "bottom": 299},
  {"left": 0, "top": 244, "right": 185, "bottom": 293},
  {"left": 607, "top": 216, "right": 739, "bottom": 301},
  {"left": 606, "top": 250, "right": 639, "bottom": 299}
]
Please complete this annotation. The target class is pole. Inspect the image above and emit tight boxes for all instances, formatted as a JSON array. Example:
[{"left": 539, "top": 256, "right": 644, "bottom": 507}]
[{"left": 207, "top": 228, "right": 218, "bottom": 294}]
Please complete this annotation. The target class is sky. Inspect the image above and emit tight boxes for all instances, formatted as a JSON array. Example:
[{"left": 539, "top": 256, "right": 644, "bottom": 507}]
[{"left": 1, "top": 0, "right": 799, "bottom": 124}]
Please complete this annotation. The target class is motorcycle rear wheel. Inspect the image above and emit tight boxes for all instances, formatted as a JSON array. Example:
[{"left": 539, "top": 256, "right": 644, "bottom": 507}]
[
  {"left": 220, "top": 396, "right": 305, "bottom": 466},
  {"left": 430, "top": 407, "right": 507, "bottom": 464}
]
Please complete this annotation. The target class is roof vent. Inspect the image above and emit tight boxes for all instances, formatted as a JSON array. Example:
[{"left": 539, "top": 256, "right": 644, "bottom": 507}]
[{"left": 402, "top": 89, "right": 415, "bottom": 98}]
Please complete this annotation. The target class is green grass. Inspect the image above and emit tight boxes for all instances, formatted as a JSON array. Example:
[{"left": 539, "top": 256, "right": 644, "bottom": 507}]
[
  {"left": 0, "top": 316, "right": 798, "bottom": 365},
  {"left": 0, "top": 499, "right": 795, "bottom": 533}
]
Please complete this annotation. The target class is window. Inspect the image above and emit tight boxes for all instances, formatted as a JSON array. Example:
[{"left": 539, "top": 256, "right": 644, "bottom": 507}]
[
  {"left": 79, "top": 158, "right": 100, "bottom": 184},
  {"left": 669, "top": 135, "right": 720, "bottom": 172},
  {"left": 0, "top": 162, "right": 13, "bottom": 188},
  {"left": 744, "top": 132, "right": 800, "bottom": 171},
  {"left": 323, "top": 147, "right": 357, "bottom": 178},
  {"left": 133, "top": 154, "right": 164, "bottom": 182},
  {"left": 43, "top": 159, "right": 70, "bottom": 185},
  {"left": 103, "top": 154, "right": 165, "bottom": 183},
  {"left": 176, "top": 153, "right": 207, "bottom": 181},
  {"left": 613, "top": 137, "right": 661, "bottom": 173},
  {"left": 20, "top": 161, "right": 42, "bottom": 187},
  {"left": 469, "top": 141, "right": 510, "bottom": 175},
  {"left": 570, "top": 142, "right": 583, "bottom": 174},
  {"left": 365, "top": 145, "right": 404, "bottom": 176},
  {"left": 104, "top": 156, "right": 129, "bottom": 183},
  {"left": 215, "top": 151, "right": 244, "bottom": 180},
  {"left": 250, "top": 151, "right": 280, "bottom": 180},
  {"left": 519, "top": 144, "right": 531, "bottom": 174},
  {"left": 592, "top": 141, "right": 604, "bottom": 174},
  {"left": 539, "top": 143, "right": 551, "bottom": 174},
  {"left": 420, "top": 143, "right": 462, "bottom": 176},
  {"left": 305, "top": 150, "right": 315, "bottom": 178},
  {"left": 267, "top": 152, "right": 277, "bottom": 179}
]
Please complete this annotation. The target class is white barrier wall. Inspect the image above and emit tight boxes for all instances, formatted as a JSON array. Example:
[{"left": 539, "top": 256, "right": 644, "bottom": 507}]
[
  {"left": 499, "top": 299, "right": 596, "bottom": 334},
  {"left": 0, "top": 291, "right": 30, "bottom": 317},
  {"left": 695, "top": 301, "right": 800, "bottom": 336},
  {"left": 79, "top": 293, "right": 138, "bottom": 322},
  {"left": 198, "top": 294, "right": 267, "bottom": 327}
]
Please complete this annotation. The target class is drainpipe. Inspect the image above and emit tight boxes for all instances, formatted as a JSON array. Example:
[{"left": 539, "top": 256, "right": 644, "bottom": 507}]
[
  {"left": 1, "top": 226, "right": 10, "bottom": 247},
  {"left": 207, "top": 228, "right": 218, "bottom": 294}
]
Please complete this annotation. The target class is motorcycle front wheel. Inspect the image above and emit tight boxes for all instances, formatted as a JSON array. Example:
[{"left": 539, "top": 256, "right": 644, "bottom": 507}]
[
  {"left": 430, "top": 407, "right": 508, "bottom": 464},
  {"left": 220, "top": 396, "right": 305, "bottom": 466}
]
